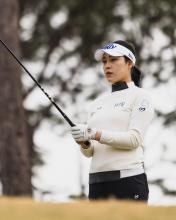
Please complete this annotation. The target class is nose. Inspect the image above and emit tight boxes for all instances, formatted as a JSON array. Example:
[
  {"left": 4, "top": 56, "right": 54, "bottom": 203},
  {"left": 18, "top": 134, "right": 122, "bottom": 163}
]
[{"left": 104, "top": 60, "right": 112, "bottom": 69}]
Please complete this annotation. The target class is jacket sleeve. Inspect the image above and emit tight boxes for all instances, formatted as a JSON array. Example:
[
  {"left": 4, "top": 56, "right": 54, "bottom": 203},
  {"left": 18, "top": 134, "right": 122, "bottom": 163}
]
[{"left": 99, "top": 91, "right": 154, "bottom": 150}]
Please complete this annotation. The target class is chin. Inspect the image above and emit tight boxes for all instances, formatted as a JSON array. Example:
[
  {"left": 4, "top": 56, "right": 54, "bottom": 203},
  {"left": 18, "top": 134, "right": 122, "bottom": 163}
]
[{"left": 107, "top": 78, "right": 119, "bottom": 84}]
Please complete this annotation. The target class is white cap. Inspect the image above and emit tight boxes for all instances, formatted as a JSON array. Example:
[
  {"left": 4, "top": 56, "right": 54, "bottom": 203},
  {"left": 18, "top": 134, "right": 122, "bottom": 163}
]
[{"left": 94, "top": 43, "right": 136, "bottom": 65}]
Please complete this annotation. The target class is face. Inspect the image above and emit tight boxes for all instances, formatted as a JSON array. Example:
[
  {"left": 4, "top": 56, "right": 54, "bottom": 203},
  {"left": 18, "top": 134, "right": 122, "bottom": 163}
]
[{"left": 102, "top": 53, "right": 133, "bottom": 84}]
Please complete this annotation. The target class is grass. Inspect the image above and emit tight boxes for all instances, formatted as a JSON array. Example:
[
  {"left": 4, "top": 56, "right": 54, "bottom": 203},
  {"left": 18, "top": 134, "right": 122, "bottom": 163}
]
[{"left": 0, "top": 197, "right": 176, "bottom": 220}]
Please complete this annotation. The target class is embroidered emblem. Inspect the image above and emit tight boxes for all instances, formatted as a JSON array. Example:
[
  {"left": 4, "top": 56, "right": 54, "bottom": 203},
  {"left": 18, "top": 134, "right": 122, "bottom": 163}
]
[
  {"left": 134, "top": 194, "right": 139, "bottom": 199},
  {"left": 128, "top": 53, "right": 133, "bottom": 60},
  {"left": 103, "top": 43, "right": 117, "bottom": 50},
  {"left": 138, "top": 99, "right": 149, "bottom": 112},
  {"left": 114, "top": 102, "right": 125, "bottom": 108},
  {"left": 139, "top": 107, "right": 146, "bottom": 112}
]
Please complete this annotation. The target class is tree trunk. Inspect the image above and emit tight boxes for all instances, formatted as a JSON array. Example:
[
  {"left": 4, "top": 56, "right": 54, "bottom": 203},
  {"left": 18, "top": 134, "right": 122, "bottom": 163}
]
[{"left": 0, "top": 0, "right": 32, "bottom": 196}]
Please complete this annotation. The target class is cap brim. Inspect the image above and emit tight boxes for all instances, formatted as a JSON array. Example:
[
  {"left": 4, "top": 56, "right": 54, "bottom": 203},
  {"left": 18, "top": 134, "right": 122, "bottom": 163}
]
[{"left": 94, "top": 49, "right": 123, "bottom": 61}]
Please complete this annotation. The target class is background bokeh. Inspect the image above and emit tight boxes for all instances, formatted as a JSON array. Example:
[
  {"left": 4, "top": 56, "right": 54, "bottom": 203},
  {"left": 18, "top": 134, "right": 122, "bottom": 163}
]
[{"left": 0, "top": 0, "right": 176, "bottom": 205}]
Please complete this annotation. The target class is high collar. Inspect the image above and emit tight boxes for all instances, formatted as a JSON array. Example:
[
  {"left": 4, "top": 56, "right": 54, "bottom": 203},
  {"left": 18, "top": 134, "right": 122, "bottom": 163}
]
[{"left": 111, "top": 81, "right": 134, "bottom": 92}]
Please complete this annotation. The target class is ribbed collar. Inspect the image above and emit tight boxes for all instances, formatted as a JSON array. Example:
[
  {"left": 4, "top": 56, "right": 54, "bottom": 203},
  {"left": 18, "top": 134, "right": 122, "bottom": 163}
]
[{"left": 111, "top": 81, "right": 134, "bottom": 92}]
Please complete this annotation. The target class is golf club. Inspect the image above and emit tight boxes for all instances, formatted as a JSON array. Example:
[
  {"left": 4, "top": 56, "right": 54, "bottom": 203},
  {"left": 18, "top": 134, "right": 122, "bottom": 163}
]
[{"left": 0, "top": 39, "right": 90, "bottom": 146}]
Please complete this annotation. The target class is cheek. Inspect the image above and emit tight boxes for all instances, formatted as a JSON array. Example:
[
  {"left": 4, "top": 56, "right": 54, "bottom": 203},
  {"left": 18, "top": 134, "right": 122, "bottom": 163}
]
[{"left": 113, "top": 64, "right": 123, "bottom": 73}]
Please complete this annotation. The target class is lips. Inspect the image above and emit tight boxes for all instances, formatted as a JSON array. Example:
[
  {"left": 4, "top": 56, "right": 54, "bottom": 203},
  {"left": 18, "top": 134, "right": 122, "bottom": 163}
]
[{"left": 105, "top": 71, "right": 113, "bottom": 77}]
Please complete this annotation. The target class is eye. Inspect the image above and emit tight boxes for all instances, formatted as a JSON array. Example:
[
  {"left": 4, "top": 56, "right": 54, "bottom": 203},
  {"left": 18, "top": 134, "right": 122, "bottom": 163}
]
[
  {"left": 102, "top": 59, "right": 107, "bottom": 64},
  {"left": 110, "top": 57, "right": 119, "bottom": 62}
]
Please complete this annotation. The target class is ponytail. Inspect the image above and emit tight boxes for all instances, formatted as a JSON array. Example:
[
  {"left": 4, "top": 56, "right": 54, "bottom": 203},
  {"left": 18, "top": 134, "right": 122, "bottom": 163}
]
[{"left": 131, "top": 66, "right": 142, "bottom": 87}]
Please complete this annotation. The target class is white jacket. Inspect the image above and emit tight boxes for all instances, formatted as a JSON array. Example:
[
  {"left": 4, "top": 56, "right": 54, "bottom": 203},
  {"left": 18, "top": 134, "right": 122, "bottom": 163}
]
[{"left": 80, "top": 81, "right": 154, "bottom": 173}]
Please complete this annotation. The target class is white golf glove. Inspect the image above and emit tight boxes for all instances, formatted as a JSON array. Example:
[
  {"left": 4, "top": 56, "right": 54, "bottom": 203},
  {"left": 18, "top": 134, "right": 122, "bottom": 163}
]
[{"left": 71, "top": 124, "right": 97, "bottom": 142}]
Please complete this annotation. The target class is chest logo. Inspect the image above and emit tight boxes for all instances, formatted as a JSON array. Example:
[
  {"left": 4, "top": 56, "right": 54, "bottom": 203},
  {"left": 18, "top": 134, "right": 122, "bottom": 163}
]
[{"left": 114, "top": 102, "right": 125, "bottom": 108}]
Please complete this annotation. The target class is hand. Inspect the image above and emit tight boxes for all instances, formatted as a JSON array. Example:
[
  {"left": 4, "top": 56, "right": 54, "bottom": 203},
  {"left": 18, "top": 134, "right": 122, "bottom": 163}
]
[{"left": 71, "top": 124, "right": 97, "bottom": 142}]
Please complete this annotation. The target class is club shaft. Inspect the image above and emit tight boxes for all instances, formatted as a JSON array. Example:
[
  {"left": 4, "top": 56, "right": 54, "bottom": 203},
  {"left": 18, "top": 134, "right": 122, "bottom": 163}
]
[
  {"left": 0, "top": 39, "right": 90, "bottom": 146},
  {"left": 0, "top": 39, "right": 75, "bottom": 127}
]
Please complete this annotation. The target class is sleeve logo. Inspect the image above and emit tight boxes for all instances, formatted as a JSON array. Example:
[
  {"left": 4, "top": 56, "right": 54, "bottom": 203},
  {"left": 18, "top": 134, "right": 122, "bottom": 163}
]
[
  {"left": 138, "top": 99, "right": 149, "bottom": 112},
  {"left": 139, "top": 107, "right": 146, "bottom": 112}
]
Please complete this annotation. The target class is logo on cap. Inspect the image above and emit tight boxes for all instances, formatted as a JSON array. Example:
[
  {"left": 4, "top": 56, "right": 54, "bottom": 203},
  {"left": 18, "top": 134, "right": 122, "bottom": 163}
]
[
  {"left": 103, "top": 43, "right": 117, "bottom": 50},
  {"left": 128, "top": 53, "right": 133, "bottom": 60}
]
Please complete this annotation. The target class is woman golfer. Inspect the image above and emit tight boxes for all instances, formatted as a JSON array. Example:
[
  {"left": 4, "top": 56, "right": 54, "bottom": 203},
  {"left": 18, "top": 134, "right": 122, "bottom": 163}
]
[{"left": 71, "top": 40, "right": 154, "bottom": 202}]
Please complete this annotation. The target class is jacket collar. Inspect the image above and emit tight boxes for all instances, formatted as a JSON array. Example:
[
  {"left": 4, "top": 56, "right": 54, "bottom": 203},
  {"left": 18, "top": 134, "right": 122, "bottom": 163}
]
[{"left": 111, "top": 81, "right": 134, "bottom": 92}]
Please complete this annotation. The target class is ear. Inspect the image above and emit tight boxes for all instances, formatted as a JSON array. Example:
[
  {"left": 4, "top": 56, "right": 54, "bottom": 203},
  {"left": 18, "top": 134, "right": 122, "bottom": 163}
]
[{"left": 127, "top": 60, "right": 133, "bottom": 69}]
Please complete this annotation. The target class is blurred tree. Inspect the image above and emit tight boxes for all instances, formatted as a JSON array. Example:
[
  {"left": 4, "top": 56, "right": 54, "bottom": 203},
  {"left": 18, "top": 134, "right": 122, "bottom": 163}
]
[
  {"left": 0, "top": 0, "right": 32, "bottom": 195},
  {"left": 18, "top": 0, "right": 176, "bottom": 114},
  {"left": 0, "top": 0, "right": 174, "bottom": 197}
]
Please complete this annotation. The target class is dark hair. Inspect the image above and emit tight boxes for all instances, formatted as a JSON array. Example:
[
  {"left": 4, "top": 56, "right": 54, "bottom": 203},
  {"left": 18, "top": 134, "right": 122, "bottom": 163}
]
[{"left": 113, "top": 40, "right": 142, "bottom": 87}]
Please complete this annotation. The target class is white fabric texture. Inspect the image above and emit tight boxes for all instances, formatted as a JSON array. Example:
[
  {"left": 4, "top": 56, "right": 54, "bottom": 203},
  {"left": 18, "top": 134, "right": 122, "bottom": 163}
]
[{"left": 80, "top": 81, "right": 154, "bottom": 173}]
